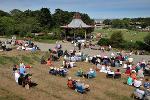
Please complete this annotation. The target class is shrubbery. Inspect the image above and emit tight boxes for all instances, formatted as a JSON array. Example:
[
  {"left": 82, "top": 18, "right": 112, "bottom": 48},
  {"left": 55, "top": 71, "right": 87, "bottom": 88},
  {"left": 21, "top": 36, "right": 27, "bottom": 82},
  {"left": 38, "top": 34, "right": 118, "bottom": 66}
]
[{"left": 97, "top": 38, "right": 110, "bottom": 46}]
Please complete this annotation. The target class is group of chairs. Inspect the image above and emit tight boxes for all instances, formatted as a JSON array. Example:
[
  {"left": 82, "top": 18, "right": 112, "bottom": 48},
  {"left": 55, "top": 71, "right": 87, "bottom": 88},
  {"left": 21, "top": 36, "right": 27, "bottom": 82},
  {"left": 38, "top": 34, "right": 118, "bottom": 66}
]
[
  {"left": 106, "top": 72, "right": 121, "bottom": 79},
  {"left": 76, "top": 70, "right": 96, "bottom": 79},
  {"left": 49, "top": 67, "right": 68, "bottom": 77}
]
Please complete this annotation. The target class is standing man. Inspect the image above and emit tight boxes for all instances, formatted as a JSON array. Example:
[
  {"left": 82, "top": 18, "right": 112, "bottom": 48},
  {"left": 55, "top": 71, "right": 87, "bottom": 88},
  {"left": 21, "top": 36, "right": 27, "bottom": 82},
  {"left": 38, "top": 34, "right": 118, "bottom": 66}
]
[{"left": 78, "top": 42, "right": 81, "bottom": 50}]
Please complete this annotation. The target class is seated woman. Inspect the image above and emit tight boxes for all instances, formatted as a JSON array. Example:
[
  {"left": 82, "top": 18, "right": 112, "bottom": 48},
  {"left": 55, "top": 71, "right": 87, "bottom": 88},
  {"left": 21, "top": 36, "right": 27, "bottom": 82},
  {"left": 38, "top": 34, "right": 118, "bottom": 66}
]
[
  {"left": 76, "top": 68, "right": 84, "bottom": 77},
  {"left": 114, "top": 69, "right": 121, "bottom": 79},
  {"left": 144, "top": 78, "right": 150, "bottom": 89},
  {"left": 100, "top": 64, "right": 107, "bottom": 73},
  {"left": 67, "top": 77, "right": 76, "bottom": 89},
  {"left": 59, "top": 67, "right": 68, "bottom": 77},
  {"left": 75, "top": 79, "right": 90, "bottom": 93},
  {"left": 86, "top": 68, "right": 96, "bottom": 79},
  {"left": 133, "top": 87, "right": 145, "bottom": 99},
  {"left": 23, "top": 74, "right": 32, "bottom": 89},
  {"left": 131, "top": 70, "right": 137, "bottom": 80},
  {"left": 127, "top": 76, "right": 133, "bottom": 86},
  {"left": 125, "top": 67, "right": 131, "bottom": 75},
  {"left": 137, "top": 68, "right": 144, "bottom": 78},
  {"left": 46, "top": 58, "right": 52, "bottom": 66},
  {"left": 134, "top": 79, "right": 142, "bottom": 88}
]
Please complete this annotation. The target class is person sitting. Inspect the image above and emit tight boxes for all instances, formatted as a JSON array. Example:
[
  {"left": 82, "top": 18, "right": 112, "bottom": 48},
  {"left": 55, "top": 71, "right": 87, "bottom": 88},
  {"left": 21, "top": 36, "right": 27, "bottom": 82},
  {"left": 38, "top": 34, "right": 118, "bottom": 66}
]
[
  {"left": 15, "top": 70, "right": 20, "bottom": 83},
  {"left": 59, "top": 67, "right": 68, "bottom": 77},
  {"left": 76, "top": 68, "right": 84, "bottom": 77},
  {"left": 144, "top": 79, "right": 150, "bottom": 89},
  {"left": 96, "top": 63, "right": 101, "bottom": 71},
  {"left": 133, "top": 87, "right": 145, "bottom": 99},
  {"left": 18, "top": 74, "right": 24, "bottom": 85},
  {"left": 131, "top": 70, "right": 137, "bottom": 80},
  {"left": 86, "top": 68, "right": 96, "bottom": 79},
  {"left": 46, "top": 58, "right": 52, "bottom": 66},
  {"left": 137, "top": 68, "right": 144, "bottom": 78},
  {"left": 127, "top": 76, "right": 133, "bottom": 86},
  {"left": 100, "top": 64, "right": 107, "bottom": 73},
  {"left": 114, "top": 69, "right": 121, "bottom": 79},
  {"left": 144, "top": 89, "right": 150, "bottom": 100},
  {"left": 19, "top": 66, "right": 26, "bottom": 76},
  {"left": 75, "top": 79, "right": 90, "bottom": 93},
  {"left": 134, "top": 79, "right": 142, "bottom": 88},
  {"left": 125, "top": 67, "right": 131, "bottom": 75},
  {"left": 67, "top": 77, "right": 76, "bottom": 89}
]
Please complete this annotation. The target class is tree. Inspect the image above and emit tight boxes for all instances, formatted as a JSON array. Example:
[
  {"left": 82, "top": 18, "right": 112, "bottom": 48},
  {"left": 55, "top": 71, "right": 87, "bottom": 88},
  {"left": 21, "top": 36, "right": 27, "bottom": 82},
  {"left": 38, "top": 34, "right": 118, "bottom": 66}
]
[
  {"left": 103, "top": 19, "right": 111, "bottom": 25},
  {"left": 0, "top": 16, "right": 15, "bottom": 36},
  {"left": 110, "top": 31, "right": 124, "bottom": 47},
  {"left": 38, "top": 8, "right": 52, "bottom": 29}
]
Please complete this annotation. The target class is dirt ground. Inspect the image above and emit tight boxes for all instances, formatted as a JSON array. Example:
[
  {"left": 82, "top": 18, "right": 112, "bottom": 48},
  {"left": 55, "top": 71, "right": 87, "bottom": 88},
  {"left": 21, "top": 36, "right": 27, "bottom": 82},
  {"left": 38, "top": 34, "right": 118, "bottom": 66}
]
[{"left": 0, "top": 50, "right": 141, "bottom": 100}]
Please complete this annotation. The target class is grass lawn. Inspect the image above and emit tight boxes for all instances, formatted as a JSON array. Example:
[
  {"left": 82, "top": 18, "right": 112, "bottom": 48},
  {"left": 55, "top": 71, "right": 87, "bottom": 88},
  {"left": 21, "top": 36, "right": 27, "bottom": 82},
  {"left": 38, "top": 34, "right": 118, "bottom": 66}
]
[
  {"left": 0, "top": 50, "right": 135, "bottom": 100},
  {"left": 94, "top": 28, "right": 149, "bottom": 42}
]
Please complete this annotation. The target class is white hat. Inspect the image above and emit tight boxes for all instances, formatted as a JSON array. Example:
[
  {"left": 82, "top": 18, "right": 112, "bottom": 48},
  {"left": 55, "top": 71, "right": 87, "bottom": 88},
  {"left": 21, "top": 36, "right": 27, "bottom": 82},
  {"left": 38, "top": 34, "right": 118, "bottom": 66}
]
[
  {"left": 132, "top": 70, "right": 136, "bottom": 73},
  {"left": 96, "top": 55, "right": 101, "bottom": 57},
  {"left": 90, "top": 68, "right": 93, "bottom": 71},
  {"left": 68, "top": 77, "right": 72, "bottom": 80},
  {"left": 104, "top": 56, "right": 108, "bottom": 58}
]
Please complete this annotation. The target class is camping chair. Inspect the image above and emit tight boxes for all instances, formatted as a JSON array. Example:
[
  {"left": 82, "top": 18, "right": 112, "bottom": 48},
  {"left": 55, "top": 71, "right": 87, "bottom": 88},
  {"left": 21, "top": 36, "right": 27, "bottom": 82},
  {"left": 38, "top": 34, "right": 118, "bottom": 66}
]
[
  {"left": 106, "top": 73, "right": 114, "bottom": 78},
  {"left": 88, "top": 71, "right": 96, "bottom": 79},
  {"left": 76, "top": 85, "right": 86, "bottom": 94},
  {"left": 114, "top": 74, "right": 121, "bottom": 79},
  {"left": 76, "top": 71, "right": 84, "bottom": 77},
  {"left": 59, "top": 70, "right": 67, "bottom": 77}
]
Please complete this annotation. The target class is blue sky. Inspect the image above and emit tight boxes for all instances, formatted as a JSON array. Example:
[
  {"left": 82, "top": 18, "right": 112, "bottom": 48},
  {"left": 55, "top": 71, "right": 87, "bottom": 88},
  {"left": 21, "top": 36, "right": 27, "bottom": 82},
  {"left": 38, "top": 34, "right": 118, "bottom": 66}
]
[{"left": 0, "top": 0, "right": 150, "bottom": 19}]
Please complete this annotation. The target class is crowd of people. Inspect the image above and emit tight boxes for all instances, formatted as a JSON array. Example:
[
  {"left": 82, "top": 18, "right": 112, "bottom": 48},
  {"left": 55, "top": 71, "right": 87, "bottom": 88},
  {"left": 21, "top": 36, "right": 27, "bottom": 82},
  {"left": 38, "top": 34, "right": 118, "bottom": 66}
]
[{"left": 16, "top": 39, "right": 39, "bottom": 51}]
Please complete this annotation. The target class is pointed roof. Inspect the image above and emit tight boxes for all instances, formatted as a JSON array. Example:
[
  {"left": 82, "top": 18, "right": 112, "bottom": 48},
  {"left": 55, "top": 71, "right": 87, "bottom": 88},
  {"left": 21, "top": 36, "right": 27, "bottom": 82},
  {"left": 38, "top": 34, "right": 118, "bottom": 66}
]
[{"left": 61, "top": 13, "right": 92, "bottom": 28}]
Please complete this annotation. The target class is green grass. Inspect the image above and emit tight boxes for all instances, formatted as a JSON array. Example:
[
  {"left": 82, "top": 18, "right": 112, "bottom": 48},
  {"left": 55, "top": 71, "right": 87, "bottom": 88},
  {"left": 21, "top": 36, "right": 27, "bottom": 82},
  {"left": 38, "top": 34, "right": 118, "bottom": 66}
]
[{"left": 94, "top": 28, "right": 149, "bottom": 42}]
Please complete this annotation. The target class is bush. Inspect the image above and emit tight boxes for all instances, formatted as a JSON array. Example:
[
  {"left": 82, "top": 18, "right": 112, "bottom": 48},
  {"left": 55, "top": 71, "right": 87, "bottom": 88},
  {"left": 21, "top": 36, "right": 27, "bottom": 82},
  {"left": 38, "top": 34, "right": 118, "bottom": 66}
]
[
  {"left": 110, "top": 31, "right": 124, "bottom": 48},
  {"left": 97, "top": 38, "right": 110, "bottom": 46},
  {"left": 120, "top": 41, "right": 137, "bottom": 50}
]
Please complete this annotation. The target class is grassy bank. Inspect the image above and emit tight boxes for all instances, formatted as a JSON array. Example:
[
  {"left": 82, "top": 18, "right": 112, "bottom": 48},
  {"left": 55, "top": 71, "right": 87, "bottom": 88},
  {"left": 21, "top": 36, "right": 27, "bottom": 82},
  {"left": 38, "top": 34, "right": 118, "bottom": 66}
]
[{"left": 94, "top": 28, "right": 149, "bottom": 42}]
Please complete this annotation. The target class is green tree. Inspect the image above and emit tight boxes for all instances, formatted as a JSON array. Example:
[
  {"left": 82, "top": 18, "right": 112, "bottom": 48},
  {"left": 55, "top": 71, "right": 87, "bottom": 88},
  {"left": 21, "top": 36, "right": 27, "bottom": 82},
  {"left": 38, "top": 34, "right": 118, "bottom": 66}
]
[
  {"left": 38, "top": 8, "right": 52, "bottom": 29},
  {"left": 110, "top": 31, "right": 124, "bottom": 47},
  {"left": 103, "top": 19, "right": 112, "bottom": 25},
  {"left": 0, "top": 16, "right": 15, "bottom": 36}
]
